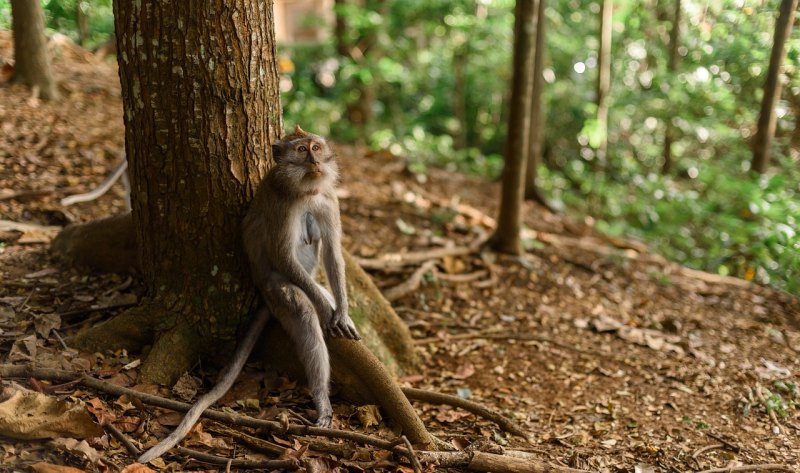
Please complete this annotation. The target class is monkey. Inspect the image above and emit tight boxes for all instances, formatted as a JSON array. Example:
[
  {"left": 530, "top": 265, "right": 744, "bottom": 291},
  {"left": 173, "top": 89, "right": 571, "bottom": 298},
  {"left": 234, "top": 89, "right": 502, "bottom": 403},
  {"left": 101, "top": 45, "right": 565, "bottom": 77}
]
[{"left": 137, "top": 126, "right": 359, "bottom": 464}]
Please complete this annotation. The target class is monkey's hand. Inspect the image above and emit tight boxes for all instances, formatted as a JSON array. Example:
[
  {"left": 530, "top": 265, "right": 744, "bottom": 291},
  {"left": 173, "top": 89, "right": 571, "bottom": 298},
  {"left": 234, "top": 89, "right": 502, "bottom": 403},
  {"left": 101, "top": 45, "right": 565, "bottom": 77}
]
[{"left": 325, "top": 307, "right": 361, "bottom": 340}]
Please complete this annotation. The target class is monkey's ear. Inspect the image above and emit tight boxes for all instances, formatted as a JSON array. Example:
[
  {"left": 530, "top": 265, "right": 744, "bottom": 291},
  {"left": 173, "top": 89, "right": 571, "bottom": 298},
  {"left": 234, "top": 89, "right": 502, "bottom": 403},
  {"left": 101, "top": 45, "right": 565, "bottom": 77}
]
[{"left": 271, "top": 143, "right": 284, "bottom": 163}]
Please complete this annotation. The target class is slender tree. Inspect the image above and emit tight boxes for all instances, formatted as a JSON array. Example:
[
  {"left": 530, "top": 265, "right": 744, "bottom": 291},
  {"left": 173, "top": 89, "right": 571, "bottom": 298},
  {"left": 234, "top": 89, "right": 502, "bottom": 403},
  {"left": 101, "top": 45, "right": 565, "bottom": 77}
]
[
  {"left": 524, "top": 0, "right": 552, "bottom": 209},
  {"left": 595, "top": 0, "right": 612, "bottom": 158},
  {"left": 751, "top": 0, "right": 798, "bottom": 174},
  {"left": 10, "top": 0, "right": 58, "bottom": 100},
  {"left": 662, "top": 0, "right": 681, "bottom": 174},
  {"left": 491, "top": 0, "right": 538, "bottom": 255}
]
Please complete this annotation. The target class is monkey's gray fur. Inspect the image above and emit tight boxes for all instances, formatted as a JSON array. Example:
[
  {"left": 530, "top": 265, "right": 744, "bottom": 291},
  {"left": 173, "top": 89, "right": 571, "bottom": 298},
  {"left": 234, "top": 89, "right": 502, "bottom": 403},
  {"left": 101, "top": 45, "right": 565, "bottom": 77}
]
[{"left": 137, "top": 127, "right": 359, "bottom": 464}]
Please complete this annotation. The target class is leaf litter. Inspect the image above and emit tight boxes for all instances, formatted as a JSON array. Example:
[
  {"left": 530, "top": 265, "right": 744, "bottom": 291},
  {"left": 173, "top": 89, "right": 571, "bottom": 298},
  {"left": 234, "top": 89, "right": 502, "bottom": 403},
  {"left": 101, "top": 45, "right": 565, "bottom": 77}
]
[{"left": 0, "top": 30, "right": 798, "bottom": 472}]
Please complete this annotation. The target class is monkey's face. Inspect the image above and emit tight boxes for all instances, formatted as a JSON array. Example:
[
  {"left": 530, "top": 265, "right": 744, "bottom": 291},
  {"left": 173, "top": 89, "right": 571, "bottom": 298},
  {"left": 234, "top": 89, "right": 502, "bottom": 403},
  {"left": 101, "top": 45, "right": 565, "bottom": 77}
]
[{"left": 272, "top": 135, "right": 339, "bottom": 193}]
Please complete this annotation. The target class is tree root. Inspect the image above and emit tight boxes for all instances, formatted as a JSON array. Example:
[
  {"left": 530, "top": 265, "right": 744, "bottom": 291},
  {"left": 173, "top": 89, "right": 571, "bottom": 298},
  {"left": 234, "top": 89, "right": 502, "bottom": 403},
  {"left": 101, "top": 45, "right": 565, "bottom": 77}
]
[
  {"left": 138, "top": 321, "right": 203, "bottom": 384},
  {"left": 401, "top": 387, "right": 531, "bottom": 441},
  {"left": 0, "top": 364, "right": 591, "bottom": 473},
  {"left": 329, "top": 339, "right": 436, "bottom": 449},
  {"left": 69, "top": 303, "right": 157, "bottom": 354}
]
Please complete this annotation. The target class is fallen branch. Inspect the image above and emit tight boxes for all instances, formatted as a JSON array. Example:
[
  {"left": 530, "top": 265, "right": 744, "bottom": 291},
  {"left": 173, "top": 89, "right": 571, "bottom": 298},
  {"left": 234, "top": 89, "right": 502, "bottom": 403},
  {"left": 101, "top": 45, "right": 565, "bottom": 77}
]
[
  {"left": 696, "top": 465, "right": 793, "bottom": 473},
  {"left": 383, "top": 260, "right": 437, "bottom": 301},
  {"left": 174, "top": 447, "right": 299, "bottom": 470},
  {"left": 0, "top": 364, "right": 588, "bottom": 473},
  {"left": 357, "top": 245, "right": 476, "bottom": 270},
  {"left": 402, "top": 387, "right": 530, "bottom": 441},
  {"left": 433, "top": 269, "right": 489, "bottom": 283}
]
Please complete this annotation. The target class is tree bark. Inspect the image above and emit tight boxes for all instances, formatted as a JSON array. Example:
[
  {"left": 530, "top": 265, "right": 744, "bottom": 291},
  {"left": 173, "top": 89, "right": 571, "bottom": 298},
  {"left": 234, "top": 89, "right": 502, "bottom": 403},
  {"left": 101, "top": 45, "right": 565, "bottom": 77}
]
[
  {"left": 523, "top": 0, "right": 552, "bottom": 209},
  {"left": 76, "top": 1, "right": 89, "bottom": 46},
  {"left": 491, "top": 0, "right": 538, "bottom": 255},
  {"left": 751, "top": 0, "right": 798, "bottom": 174},
  {"left": 10, "top": 0, "right": 59, "bottom": 100},
  {"left": 595, "top": 0, "right": 612, "bottom": 159},
  {"left": 661, "top": 0, "right": 681, "bottom": 174},
  {"left": 71, "top": 0, "right": 282, "bottom": 384}
]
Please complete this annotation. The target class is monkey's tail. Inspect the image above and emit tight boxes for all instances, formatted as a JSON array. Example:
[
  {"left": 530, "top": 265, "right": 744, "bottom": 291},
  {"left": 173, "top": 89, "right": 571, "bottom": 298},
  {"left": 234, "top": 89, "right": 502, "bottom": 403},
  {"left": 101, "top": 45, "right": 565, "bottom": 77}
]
[{"left": 137, "top": 307, "right": 271, "bottom": 464}]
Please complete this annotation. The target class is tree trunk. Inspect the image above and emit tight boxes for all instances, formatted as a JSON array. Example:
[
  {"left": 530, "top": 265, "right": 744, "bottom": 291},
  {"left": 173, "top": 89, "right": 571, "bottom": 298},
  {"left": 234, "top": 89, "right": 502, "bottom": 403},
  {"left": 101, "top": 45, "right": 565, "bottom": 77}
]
[
  {"left": 334, "top": 0, "right": 350, "bottom": 57},
  {"left": 491, "top": 0, "right": 538, "bottom": 255},
  {"left": 751, "top": 0, "right": 798, "bottom": 174},
  {"left": 453, "top": 46, "right": 469, "bottom": 151},
  {"left": 662, "top": 0, "right": 681, "bottom": 175},
  {"left": 76, "top": 1, "right": 89, "bottom": 46},
  {"left": 595, "top": 0, "right": 612, "bottom": 160},
  {"left": 10, "top": 0, "right": 58, "bottom": 100},
  {"left": 523, "top": 0, "right": 551, "bottom": 209},
  {"left": 71, "top": 0, "right": 281, "bottom": 383}
]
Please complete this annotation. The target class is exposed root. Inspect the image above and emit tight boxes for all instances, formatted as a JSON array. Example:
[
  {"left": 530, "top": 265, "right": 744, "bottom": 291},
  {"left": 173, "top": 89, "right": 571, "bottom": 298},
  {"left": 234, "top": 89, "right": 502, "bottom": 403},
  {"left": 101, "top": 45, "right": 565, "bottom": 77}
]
[{"left": 69, "top": 303, "right": 156, "bottom": 354}]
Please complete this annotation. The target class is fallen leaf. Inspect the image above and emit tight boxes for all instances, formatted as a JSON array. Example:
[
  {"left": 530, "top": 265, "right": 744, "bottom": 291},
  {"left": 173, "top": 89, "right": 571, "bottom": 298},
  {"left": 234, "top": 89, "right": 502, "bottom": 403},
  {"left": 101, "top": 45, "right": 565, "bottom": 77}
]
[
  {"left": 31, "top": 463, "right": 87, "bottom": 473},
  {"left": 120, "top": 464, "right": 156, "bottom": 473},
  {"left": 355, "top": 404, "right": 382, "bottom": 429},
  {"left": 50, "top": 438, "right": 102, "bottom": 463},
  {"left": 34, "top": 313, "right": 62, "bottom": 338},
  {"left": 171, "top": 372, "right": 200, "bottom": 401},
  {"left": 0, "top": 384, "right": 103, "bottom": 440},
  {"left": 85, "top": 398, "right": 116, "bottom": 425}
]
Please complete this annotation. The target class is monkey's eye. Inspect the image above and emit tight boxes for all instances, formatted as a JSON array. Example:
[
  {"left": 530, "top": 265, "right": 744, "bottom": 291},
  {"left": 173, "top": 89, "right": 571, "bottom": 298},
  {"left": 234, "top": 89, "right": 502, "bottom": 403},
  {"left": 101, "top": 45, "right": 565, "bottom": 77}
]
[
  {"left": 298, "top": 145, "right": 307, "bottom": 152},
  {"left": 312, "top": 144, "right": 321, "bottom": 151}
]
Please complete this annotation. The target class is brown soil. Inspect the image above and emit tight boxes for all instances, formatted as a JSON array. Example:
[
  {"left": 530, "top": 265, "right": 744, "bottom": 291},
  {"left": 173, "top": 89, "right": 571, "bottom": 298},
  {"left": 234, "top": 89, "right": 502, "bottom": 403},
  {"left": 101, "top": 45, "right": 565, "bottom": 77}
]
[{"left": 1, "top": 32, "right": 798, "bottom": 472}]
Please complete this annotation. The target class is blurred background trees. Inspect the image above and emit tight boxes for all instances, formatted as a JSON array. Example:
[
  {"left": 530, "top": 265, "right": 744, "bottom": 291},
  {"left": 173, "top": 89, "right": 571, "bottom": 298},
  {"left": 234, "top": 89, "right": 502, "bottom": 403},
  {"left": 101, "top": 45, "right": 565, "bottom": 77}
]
[{"left": 1, "top": 0, "right": 798, "bottom": 292}]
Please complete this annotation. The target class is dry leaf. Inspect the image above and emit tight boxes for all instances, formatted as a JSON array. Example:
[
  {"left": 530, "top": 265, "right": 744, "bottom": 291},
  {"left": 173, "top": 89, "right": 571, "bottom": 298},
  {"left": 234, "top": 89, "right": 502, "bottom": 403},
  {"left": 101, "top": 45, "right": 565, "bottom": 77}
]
[
  {"left": 31, "top": 463, "right": 87, "bottom": 473},
  {"left": 0, "top": 385, "right": 102, "bottom": 439},
  {"left": 355, "top": 404, "right": 382, "bottom": 429},
  {"left": 50, "top": 438, "right": 102, "bottom": 463},
  {"left": 85, "top": 398, "right": 116, "bottom": 425},
  {"left": 120, "top": 464, "right": 157, "bottom": 473},
  {"left": 33, "top": 313, "right": 62, "bottom": 338}
]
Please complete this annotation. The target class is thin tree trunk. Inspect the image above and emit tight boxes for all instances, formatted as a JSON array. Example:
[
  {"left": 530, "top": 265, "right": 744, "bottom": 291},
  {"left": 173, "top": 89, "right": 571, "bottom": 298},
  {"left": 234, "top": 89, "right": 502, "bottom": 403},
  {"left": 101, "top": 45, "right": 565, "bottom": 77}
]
[
  {"left": 491, "top": 0, "right": 538, "bottom": 255},
  {"left": 81, "top": 0, "right": 282, "bottom": 383},
  {"left": 453, "top": 46, "right": 468, "bottom": 151},
  {"left": 524, "top": 0, "right": 552, "bottom": 209},
  {"left": 76, "top": 1, "right": 89, "bottom": 46},
  {"left": 334, "top": 0, "right": 350, "bottom": 57},
  {"left": 751, "top": 0, "right": 798, "bottom": 174},
  {"left": 662, "top": 0, "right": 681, "bottom": 174},
  {"left": 596, "top": 0, "right": 612, "bottom": 159},
  {"left": 10, "top": 0, "right": 58, "bottom": 100}
]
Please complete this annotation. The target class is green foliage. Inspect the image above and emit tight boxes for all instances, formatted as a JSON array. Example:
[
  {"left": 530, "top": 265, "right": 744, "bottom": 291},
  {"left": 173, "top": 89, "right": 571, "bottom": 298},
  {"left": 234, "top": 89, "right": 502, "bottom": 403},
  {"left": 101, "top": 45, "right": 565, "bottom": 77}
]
[
  {"left": 280, "top": 0, "right": 800, "bottom": 294},
  {"left": 0, "top": 0, "right": 114, "bottom": 48}
]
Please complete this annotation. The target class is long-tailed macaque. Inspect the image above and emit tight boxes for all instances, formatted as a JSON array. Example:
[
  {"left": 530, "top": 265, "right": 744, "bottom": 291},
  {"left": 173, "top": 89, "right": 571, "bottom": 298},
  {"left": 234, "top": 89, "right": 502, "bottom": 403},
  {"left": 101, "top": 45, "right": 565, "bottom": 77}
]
[{"left": 137, "top": 126, "right": 359, "bottom": 464}]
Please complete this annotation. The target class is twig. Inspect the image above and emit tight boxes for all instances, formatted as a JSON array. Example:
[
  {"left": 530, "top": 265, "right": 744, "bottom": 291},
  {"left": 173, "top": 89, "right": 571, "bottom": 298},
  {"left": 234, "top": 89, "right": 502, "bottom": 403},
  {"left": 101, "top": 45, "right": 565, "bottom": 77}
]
[
  {"left": 103, "top": 421, "right": 141, "bottom": 456},
  {"left": 52, "top": 329, "right": 69, "bottom": 350},
  {"left": 57, "top": 299, "right": 139, "bottom": 319},
  {"left": 357, "top": 245, "right": 476, "bottom": 270},
  {"left": 754, "top": 384, "right": 782, "bottom": 434},
  {"left": 695, "top": 464, "right": 793, "bottom": 473},
  {"left": 400, "top": 435, "right": 423, "bottom": 473},
  {"left": 174, "top": 447, "right": 299, "bottom": 470},
  {"left": 432, "top": 269, "right": 489, "bottom": 283},
  {"left": 402, "top": 387, "right": 530, "bottom": 441},
  {"left": 384, "top": 260, "right": 437, "bottom": 301},
  {"left": 691, "top": 443, "right": 724, "bottom": 458},
  {"left": 704, "top": 432, "right": 741, "bottom": 453},
  {"left": 205, "top": 421, "right": 285, "bottom": 455}
]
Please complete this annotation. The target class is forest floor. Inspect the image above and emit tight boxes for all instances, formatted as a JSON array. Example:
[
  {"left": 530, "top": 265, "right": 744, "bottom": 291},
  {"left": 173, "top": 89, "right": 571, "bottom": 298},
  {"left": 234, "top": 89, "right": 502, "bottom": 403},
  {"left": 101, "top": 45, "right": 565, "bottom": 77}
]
[{"left": 1, "top": 33, "right": 799, "bottom": 473}]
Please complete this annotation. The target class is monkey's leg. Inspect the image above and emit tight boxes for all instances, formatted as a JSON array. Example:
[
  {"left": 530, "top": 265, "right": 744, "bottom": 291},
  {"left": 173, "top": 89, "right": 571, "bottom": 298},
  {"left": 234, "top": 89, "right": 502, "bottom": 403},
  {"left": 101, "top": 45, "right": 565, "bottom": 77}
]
[{"left": 270, "top": 284, "right": 333, "bottom": 428}]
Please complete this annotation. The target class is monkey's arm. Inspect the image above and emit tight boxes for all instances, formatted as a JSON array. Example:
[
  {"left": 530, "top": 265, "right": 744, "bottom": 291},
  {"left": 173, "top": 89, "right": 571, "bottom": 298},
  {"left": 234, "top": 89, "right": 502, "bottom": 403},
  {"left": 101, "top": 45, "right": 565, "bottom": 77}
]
[
  {"left": 269, "top": 228, "right": 335, "bottom": 322},
  {"left": 320, "top": 198, "right": 360, "bottom": 340}
]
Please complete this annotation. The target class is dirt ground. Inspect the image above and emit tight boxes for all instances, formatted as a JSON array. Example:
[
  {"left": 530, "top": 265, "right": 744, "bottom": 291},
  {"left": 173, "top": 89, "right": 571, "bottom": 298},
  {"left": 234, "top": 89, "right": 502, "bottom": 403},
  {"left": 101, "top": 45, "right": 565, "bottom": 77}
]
[{"left": 1, "top": 33, "right": 799, "bottom": 473}]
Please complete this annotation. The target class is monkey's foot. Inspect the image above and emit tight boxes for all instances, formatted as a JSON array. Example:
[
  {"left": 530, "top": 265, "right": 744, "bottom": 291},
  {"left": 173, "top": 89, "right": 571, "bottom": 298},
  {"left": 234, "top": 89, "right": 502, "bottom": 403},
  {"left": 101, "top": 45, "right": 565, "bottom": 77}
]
[
  {"left": 315, "top": 414, "right": 332, "bottom": 428},
  {"left": 325, "top": 313, "right": 361, "bottom": 340}
]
